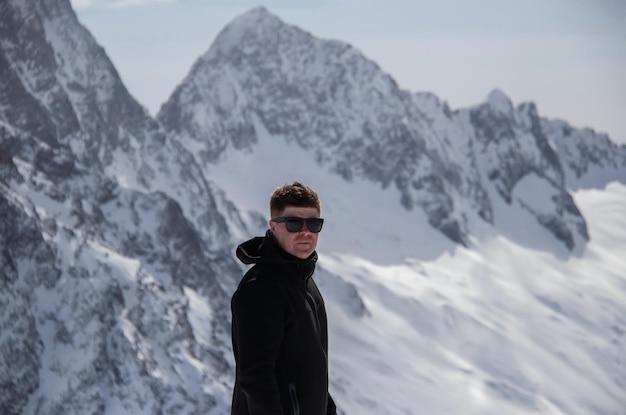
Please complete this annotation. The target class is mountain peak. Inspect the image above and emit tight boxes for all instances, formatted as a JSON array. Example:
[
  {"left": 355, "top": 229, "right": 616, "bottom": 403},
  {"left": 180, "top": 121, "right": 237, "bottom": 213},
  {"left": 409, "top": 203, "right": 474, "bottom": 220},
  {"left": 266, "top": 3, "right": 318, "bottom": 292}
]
[
  {"left": 229, "top": 6, "right": 278, "bottom": 27},
  {"left": 209, "top": 6, "right": 289, "bottom": 54},
  {"left": 486, "top": 88, "right": 514, "bottom": 114}
]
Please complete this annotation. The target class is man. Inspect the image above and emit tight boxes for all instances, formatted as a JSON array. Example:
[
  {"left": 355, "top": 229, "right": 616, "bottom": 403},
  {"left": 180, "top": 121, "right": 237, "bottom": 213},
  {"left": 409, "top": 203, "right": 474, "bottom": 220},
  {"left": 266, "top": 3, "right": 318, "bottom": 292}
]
[{"left": 230, "top": 181, "right": 337, "bottom": 415}]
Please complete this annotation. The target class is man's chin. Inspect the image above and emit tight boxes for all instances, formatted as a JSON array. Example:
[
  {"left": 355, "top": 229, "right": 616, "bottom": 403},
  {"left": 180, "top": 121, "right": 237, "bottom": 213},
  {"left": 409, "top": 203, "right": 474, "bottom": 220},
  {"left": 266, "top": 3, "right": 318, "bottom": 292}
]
[{"left": 292, "top": 246, "right": 314, "bottom": 259}]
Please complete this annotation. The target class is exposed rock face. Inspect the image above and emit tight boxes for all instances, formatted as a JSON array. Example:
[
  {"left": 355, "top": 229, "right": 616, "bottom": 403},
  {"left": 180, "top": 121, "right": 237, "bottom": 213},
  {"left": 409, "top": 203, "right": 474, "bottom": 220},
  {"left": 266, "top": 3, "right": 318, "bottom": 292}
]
[
  {"left": 0, "top": 194, "right": 60, "bottom": 415},
  {"left": 542, "top": 118, "right": 626, "bottom": 189},
  {"left": 461, "top": 91, "right": 589, "bottom": 250}
]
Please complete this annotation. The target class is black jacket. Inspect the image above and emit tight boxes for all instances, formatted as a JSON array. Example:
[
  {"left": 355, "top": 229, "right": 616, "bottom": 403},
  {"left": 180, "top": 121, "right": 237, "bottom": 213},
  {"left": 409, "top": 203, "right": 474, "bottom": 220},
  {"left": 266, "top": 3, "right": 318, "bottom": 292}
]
[{"left": 231, "top": 231, "right": 337, "bottom": 415}]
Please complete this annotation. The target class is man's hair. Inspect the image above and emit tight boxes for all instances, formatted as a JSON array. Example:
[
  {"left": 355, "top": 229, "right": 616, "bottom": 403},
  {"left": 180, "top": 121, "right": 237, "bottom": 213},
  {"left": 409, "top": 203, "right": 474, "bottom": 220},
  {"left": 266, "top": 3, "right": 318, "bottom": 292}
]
[{"left": 270, "top": 181, "right": 321, "bottom": 217}]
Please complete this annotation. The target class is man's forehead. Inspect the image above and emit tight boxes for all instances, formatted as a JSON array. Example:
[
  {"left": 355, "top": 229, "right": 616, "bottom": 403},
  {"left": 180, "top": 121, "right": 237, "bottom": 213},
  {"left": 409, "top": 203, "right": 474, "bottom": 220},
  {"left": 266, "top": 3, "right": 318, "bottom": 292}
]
[{"left": 280, "top": 206, "right": 320, "bottom": 216}]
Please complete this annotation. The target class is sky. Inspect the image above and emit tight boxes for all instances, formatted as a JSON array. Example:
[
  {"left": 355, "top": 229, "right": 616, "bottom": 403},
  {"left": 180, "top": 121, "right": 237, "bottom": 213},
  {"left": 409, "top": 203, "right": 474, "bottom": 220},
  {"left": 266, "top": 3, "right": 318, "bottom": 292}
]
[{"left": 71, "top": 0, "right": 626, "bottom": 143}]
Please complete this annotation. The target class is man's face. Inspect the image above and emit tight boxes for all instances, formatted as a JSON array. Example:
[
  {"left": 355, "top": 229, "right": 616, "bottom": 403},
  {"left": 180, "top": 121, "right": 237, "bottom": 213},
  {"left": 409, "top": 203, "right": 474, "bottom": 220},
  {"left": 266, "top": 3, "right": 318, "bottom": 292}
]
[{"left": 270, "top": 206, "right": 321, "bottom": 259}]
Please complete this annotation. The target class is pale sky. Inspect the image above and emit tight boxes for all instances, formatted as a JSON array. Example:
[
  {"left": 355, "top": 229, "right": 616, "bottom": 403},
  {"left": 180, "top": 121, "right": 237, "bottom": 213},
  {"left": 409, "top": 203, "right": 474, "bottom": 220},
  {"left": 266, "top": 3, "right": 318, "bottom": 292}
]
[{"left": 72, "top": 0, "right": 626, "bottom": 143}]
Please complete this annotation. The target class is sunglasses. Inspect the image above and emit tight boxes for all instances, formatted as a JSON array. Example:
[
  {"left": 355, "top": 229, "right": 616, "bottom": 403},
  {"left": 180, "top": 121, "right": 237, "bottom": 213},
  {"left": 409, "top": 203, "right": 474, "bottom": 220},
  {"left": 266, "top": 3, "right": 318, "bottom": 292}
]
[{"left": 272, "top": 217, "right": 324, "bottom": 233}]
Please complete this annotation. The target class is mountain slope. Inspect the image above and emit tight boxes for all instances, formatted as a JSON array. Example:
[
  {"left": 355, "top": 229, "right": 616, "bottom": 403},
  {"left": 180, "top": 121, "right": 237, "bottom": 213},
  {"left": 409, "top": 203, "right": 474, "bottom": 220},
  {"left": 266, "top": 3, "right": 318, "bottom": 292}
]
[{"left": 319, "top": 182, "right": 626, "bottom": 414}]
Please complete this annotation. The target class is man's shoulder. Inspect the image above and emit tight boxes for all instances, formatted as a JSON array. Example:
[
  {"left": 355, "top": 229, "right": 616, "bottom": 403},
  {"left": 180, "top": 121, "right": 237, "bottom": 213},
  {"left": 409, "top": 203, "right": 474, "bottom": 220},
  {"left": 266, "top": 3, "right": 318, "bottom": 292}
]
[
  {"left": 231, "top": 266, "right": 288, "bottom": 312},
  {"left": 234, "top": 265, "right": 286, "bottom": 296},
  {"left": 238, "top": 264, "right": 281, "bottom": 285}
]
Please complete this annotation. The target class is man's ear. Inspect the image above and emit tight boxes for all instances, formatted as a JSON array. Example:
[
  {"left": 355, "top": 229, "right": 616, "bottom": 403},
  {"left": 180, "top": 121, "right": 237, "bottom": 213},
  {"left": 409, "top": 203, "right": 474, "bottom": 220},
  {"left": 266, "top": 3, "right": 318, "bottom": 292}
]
[{"left": 269, "top": 219, "right": 275, "bottom": 231}]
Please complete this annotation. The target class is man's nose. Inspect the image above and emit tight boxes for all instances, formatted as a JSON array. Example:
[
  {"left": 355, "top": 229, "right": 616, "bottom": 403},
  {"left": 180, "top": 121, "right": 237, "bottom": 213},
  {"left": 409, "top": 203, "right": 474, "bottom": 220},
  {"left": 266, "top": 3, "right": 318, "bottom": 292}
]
[{"left": 299, "top": 222, "right": 312, "bottom": 233}]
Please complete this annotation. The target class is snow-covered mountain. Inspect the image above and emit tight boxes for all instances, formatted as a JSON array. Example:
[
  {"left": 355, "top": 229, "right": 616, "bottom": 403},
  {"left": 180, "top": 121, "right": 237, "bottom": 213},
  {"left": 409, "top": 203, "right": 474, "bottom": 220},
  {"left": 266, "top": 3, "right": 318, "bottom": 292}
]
[
  {"left": 1, "top": 2, "right": 625, "bottom": 414},
  {"left": 157, "top": 6, "right": 626, "bottom": 255},
  {"left": 1, "top": 1, "right": 242, "bottom": 413}
]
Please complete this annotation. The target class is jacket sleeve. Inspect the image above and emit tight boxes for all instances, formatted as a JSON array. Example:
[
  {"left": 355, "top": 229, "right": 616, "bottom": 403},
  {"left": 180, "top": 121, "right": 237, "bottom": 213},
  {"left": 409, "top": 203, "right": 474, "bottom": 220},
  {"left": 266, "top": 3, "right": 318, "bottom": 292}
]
[
  {"left": 231, "top": 281, "right": 285, "bottom": 414},
  {"left": 327, "top": 393, "right": 337, "bottom": 414}
]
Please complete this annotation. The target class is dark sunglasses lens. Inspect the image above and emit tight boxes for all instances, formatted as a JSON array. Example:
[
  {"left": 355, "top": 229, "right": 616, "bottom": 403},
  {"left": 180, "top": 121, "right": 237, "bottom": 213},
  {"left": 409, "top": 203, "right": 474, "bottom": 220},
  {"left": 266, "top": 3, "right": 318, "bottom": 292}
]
[
  {"left": 285, "top": 219, "right": 305, "bottom": 232},
  {"left": 281, "top": 218, "right": 324, "bottom": 233},
  {"left": 306, "top": 218, "right": 323, "bottom": 233}
]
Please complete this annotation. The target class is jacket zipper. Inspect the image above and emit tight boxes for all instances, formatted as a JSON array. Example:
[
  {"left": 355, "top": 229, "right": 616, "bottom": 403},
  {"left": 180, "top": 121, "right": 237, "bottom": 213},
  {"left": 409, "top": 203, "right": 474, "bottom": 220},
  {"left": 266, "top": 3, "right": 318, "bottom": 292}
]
[{"left": 289, "top": 383, "right": 300, "bottom": 415}]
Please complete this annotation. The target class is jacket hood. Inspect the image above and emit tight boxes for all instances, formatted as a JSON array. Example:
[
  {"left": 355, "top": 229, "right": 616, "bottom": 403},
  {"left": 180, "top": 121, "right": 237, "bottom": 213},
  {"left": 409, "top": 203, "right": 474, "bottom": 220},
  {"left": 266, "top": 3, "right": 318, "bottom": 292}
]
[{"left": 236, "top": 230, "right": 318, "bottom": 266}]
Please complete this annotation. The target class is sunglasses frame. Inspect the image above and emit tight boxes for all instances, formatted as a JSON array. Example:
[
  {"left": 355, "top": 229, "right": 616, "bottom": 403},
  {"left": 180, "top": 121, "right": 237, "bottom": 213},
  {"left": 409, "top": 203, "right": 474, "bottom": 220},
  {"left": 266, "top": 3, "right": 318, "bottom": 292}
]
[{"left": 272, "top": 216, "right": 324, "bottom": 233}]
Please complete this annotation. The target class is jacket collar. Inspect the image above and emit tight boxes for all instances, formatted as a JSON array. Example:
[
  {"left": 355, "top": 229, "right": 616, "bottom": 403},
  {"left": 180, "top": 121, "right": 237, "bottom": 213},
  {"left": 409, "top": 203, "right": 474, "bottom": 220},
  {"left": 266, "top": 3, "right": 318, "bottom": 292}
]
[{"left": 236, "top": 230, "right": 317, "bottom": 277}]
